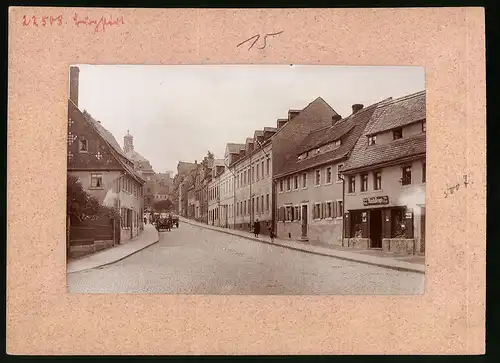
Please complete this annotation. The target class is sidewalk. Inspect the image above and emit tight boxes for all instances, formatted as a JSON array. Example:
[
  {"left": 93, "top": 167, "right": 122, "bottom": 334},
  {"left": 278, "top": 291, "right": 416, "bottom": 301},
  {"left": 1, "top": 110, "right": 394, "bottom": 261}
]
[
  {"left": 67, "top": 224, "right": 159, "bottom": 274},
  {"left": 180, "top": 217, "right": 425, "bottom": 274}
]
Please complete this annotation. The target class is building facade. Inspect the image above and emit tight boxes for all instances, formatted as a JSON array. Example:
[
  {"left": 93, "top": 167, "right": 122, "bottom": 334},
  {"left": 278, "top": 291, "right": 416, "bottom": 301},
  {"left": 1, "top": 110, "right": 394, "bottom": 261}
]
[
  {"left": 208, "top": 160, "right": 225, "bottom": 226},
  {"left": 67, "top": 67, "right": 145, "bottom": 257},
  {"left": 341, "top": 91, "right": 426, "bottom": 255},
  {"left": 273, "top": 101, "right": 389, "bottom": 245}
]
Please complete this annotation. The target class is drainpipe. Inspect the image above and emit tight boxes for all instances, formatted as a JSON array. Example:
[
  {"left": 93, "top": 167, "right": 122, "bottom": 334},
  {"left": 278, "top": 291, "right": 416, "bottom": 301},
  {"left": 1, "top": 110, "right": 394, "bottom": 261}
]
[{"left": 338, "top": 172, "right": 346, "bottom": 246}]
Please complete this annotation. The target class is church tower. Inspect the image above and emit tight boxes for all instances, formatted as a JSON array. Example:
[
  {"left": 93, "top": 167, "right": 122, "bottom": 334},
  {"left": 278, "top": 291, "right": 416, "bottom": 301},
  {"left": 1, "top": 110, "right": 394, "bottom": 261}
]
[{"left": 123, "top": 130, "right": 134, "bottom": 153}]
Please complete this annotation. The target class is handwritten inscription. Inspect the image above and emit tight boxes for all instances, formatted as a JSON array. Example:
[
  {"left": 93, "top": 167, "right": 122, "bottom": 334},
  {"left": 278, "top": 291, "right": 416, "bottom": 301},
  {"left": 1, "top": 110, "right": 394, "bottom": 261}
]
[
  {"left": 237, "top": 30, "right": 284, "bottom": 50},
  {"left": 444, "top": 174, "right": 471, "bottom": 198},
  {"left": 22, "top": 13, "right": 124, "bottom": 33}
]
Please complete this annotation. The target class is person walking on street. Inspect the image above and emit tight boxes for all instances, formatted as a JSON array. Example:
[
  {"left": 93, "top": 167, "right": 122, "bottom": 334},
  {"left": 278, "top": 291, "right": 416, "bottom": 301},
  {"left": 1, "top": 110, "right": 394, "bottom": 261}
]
[
  {"left": 268, "top": 224, "right": 275, "bottom": 242},
  {"left": 254, "top": 219, "right": 261, "bottom": 238}
]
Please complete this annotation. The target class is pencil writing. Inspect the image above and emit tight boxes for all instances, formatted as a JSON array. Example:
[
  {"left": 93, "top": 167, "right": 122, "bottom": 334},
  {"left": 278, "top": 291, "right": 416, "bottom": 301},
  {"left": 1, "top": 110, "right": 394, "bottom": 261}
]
[{"left": 237, "top": 30, "right": 284, "bottom": 50}]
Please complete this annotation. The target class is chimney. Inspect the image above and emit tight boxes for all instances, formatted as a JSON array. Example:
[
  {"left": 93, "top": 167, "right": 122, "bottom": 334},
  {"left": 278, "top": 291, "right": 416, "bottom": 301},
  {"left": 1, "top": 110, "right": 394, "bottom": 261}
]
[
  {"left": 352, "top": 104, "right": 364, "bottom": 114},
  {"left": 69, "top": 66, "right": 80, "bottom": 106},
  {"left": 332, "top": 114, "right": 342, "bottom": 125}
]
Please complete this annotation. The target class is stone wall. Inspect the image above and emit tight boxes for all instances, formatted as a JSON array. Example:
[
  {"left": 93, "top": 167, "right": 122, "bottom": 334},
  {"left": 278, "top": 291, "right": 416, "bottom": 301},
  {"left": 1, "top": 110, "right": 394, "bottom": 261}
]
[
  {"left": 382, "top": 238, "right": 415, "bottom": 255},
  {"left": 344, "top": 238, "right": 370, "bottom": 249}
]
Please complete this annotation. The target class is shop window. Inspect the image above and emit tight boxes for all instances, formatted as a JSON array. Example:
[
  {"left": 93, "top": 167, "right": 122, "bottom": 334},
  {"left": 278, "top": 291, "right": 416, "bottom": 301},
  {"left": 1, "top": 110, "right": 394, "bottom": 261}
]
[
  {"left": 315, "top": 169, "right": 321, "bottom": 185},
  {"left": 361, "top": 173, "right": 368, "bottom": 192},
  {"left": 326, "top": 167, "right": 332, "bottom": 184},
  {"left": 393, "top": 128, "right": 403, "bottom": 140},
  {"left": 368, "top": 135, "right": 376, "bottom": 145},
  {"left": 402, "top": 166, "right": 412, "bottom": 185},
  {"left": 348, "top": 176, "right": 356, "bottom": 193},
  {"left": 374, "top": 171, "right": 382, "bottom": 190},
  {"left": 351, "top": 211, "right": 363, "bottom": 238},
  {"left": 91, "top": 173, "right": 103, "bottom": 188}
]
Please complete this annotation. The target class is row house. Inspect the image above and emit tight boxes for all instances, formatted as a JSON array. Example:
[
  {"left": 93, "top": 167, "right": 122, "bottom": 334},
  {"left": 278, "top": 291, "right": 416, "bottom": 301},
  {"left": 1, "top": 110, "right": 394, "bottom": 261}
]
[
  {"left": 176, "top": 161, "right": 197, "bottom": 217},
  {"left": 232, "top": 133, "right": 274, "bottom": 232},
  {"left": 274, "top": 101, "right": 390, "bottom": 245},
  {"left": 341, "top": 90, "right": 426, "bottom": 255},
  {"left": 67, "top": 67, "right": 145, "bottom": 257},
  {"left": 208, "top": 159, "right": 226, "bottom": 226}
]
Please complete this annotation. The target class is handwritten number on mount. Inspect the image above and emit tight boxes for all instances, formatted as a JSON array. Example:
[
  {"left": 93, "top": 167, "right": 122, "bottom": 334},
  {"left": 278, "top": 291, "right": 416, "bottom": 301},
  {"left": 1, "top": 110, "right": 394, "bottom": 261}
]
[
  {"left": 444, "top": 174, "right": 470, "bottom": 198},
  {"left": 237, "top": 31, "right": 284, "bottom": 50}
]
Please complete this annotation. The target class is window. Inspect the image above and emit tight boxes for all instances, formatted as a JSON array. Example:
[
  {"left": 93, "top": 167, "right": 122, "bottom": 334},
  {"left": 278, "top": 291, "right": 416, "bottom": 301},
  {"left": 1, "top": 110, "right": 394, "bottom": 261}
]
[
  {"left": 361, "top": 173, "right": 368, "bottom": 192},
  {"left": 315, "top": 148, "right": 320, "bottom": 154},
  {"left": 422, "top": 162, "right": 426, "bottom": 183},
  {"left": 287, "top": 177, "right": 291, "bottom": 191},
  {"left": 393, "top": 128, "right": 403, "bottom": 140},
  {"left": 422, "top": 121, "right": 426, "bottom": 132},
  {"left": 79, "top": 139, "right": 88, "bottom": 152},
  {"left": 279, "top": 179, "right": 284, "bottom": 192},
  {"left": 374, "top": 171, "right": 382, "bottom": 190},
  {"left": 261, "top": 160, "right": 265, "bottom": 178},
  {"left": 266, "top": 194, "right": 269, "bottom": 211},
  {"left": 313, "top": 203, "right": 321, "bottom": 219},
  {"left": 261, "top": 195, "right": 264, "bottom": 213},
  {"left": 302, "top": 173, "right": 307, "bottom": 188},
  {"left": 334, "top": 139, "right": 341, "bottom": 147},
  {"left": 256, "top": 196, "right": 259, "bottom": 213},
  {"left": 252, "top": 166, "right": 255, "bottom": 182},
  {"left": 294, "top": 206, "right": 301, "bottom": 221},
  {"left": 337, "top": 164, "right": 344, "bottom": 183},
  {"left": 244, "top": 201, "right": 247, "bottom": 214},
  {"left": 326, "top": 167, "right": 332, "bottom": 184},
  {"left": 294, "top": 175, "right": 299, "bottom": 189},
  {"left": 402, "top": 166, "right": 412, "bottom": 185},
  {"left": 326, "top": 202, "right": 333, "bottom": 218},
  {"left": 348, "top": 176, "right": 356, "bottom": 193},
  {"left": 91, "top": 173, "right": 103, "bottom": 188},
  {"left": 336, "top": 201, "right": 343, "bottom": 218},
  {"left": 256, "top": 164, "right": 260, "bottom": 180},
  {"left": 315, "top": 169, "right": 321, "bottom": 185},
  {"left": 286, "top": 206, "right": 294, "bottom": 221},
  {"left": 266, "top": 158, "right": 270, "bottom": 175},
  {"left": 368, "top": 135, "right": 376, "bottom": 145}
]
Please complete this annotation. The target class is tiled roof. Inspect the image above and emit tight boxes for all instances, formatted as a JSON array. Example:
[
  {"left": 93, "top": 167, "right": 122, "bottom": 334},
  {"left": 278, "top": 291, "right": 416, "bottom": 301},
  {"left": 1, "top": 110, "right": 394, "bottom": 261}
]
[
  {"left": 74, "top": 102, "right": 145, "bottom": 184},
  {"left": 274, "top": 99, "right": 388, "bottom": 178},
  {"left": 365, "top": 90, "right": 426, "bottom": 135},
  {"left": 341, "top": 92, "right": 427, "bottom": 173},
  {"left": 341, "top": 134, "right": 426, "bottom": 173}
]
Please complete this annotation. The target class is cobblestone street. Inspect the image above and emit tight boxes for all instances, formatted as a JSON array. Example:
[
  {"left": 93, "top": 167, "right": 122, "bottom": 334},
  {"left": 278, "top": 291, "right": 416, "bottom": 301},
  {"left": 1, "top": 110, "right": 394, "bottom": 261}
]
[{"left": 68, "top": 222, "right": 424, "bottom": 294}]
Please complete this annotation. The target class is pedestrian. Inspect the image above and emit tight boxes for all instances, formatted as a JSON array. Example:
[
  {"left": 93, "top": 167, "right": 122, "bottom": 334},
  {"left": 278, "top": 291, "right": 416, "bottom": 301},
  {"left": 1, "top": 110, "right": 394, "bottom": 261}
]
[
  {"left": 268, "top": 224, "right": 275, "bottom": 242},
  {"left": 144, "top": 217, "right": 147, "bottom": 225},
  {"left": 253, "top": 219, "right": 261, "bottom": 238}
]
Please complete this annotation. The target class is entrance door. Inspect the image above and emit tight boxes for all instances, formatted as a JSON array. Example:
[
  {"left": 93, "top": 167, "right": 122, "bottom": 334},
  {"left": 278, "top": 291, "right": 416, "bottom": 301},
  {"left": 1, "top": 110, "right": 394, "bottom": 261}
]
[
  {"left": 370, "top": 209, "right": 382, "bottom": 248},
  {"left": 301, "top": 205, "right": 308, "bottom": 239}
]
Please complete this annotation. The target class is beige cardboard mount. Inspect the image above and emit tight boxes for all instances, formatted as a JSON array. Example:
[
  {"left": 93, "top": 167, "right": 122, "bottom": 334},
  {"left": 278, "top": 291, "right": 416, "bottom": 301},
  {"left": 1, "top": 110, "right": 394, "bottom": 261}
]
[{"left": 7, "top": 7, "right": 485, "bottom": 355}]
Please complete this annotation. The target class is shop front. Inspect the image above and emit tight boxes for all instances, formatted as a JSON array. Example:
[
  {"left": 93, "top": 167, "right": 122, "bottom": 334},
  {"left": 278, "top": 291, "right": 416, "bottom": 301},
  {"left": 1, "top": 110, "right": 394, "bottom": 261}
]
[{"left": 343, "top": 194, "right": 418, "bottom": 255}]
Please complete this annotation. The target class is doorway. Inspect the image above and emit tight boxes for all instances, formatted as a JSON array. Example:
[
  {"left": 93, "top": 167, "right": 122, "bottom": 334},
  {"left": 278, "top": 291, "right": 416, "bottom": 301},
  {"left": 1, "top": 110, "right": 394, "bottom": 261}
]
[
  {"left": 370, "top": 209, "right": 382, "bottom": 248},
  {"left": 301, "top": 205, "right": 308, "bottom": 239}
]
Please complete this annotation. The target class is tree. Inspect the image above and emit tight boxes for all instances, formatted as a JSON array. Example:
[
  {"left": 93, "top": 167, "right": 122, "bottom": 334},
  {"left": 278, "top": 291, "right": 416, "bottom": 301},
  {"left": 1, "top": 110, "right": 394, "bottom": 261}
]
[
  {"left": 67, "top": 175, "right": 101, "bottom": 223},
  {"left": 153, "top": 199, "right": 173, "bottom": 212}
]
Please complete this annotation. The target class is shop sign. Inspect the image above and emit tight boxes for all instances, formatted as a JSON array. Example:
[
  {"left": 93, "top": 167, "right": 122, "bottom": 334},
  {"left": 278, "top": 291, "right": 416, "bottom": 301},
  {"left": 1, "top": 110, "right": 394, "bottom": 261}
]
[
  {"left": 362, "top": 212, "right": 367, "bottom": 222},
  {"left": 363, "top": 195, "right": 389, "bottom": 206}
]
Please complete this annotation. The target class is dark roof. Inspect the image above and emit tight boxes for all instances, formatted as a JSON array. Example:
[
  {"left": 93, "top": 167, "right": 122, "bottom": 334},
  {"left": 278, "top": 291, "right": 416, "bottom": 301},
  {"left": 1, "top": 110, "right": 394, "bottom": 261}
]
[
  {"left": 365, "top": 90, "right": 426, "bottom": 135},
  {"left": 71, "top": 100, "right": 145, "bottom": 184},
  {"left": 274, "top": 99, "right": 387, "bottom": 178},
  {"left": 226, "top": 143, "right": 245, "bottom": 154},
  {"left": 341, "top": 93, "right": 427, "bottom": 173}
]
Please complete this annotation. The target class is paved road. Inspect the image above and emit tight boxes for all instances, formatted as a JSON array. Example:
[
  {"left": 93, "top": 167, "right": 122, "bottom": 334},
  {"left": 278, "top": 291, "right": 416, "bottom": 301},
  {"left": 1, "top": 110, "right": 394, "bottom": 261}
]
[{"left": 67, "top": 223, "right": 424, "bottom": 294}]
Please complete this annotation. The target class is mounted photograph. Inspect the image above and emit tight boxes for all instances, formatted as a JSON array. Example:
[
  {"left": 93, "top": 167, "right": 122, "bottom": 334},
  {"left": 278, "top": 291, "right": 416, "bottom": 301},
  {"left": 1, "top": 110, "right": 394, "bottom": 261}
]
[{"left": 66, "top": 65, "right": 426, "bottom": 295}]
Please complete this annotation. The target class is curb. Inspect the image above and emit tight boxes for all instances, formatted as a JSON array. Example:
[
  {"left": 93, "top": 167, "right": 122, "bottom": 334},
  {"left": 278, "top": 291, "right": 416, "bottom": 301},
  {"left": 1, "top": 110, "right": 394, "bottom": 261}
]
[
  {"left": 181, "top": 219, "right": 425, "bottom": 274},
  {"left": 67, "top": 234, "right": 160, "bottom": 274}
]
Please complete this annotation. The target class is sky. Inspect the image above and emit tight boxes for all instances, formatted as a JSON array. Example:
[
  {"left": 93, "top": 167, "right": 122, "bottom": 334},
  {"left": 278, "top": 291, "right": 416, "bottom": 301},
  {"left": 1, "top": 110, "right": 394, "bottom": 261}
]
[{"left": 75, "top": 64, "right": 425, "bottom": 174}]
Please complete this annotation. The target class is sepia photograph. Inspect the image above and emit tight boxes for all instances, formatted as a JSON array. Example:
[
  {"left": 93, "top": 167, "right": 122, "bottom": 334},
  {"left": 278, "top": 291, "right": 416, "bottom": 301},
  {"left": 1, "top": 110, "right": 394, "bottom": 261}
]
[{"left": 66, "top": 65, "right": 426, "bottom": 294}]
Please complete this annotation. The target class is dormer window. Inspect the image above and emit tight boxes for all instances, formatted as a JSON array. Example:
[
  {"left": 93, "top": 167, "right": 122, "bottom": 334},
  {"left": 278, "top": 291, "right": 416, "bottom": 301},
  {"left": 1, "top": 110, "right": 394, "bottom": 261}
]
[
  {"left": 393, "top": 128, "right": 403, "bottom": 140},
  {"left": 368, "top": 135, "right": 376, "bottom": 145},
  {"left": 334, "top": 139, "right": 341, "bottom": 147},
  {"left": 422, "top": 121, "right": 426, "bottom": 132},
  {"left": 315, "top": 148, "right": 320, "bottom": 154}
]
